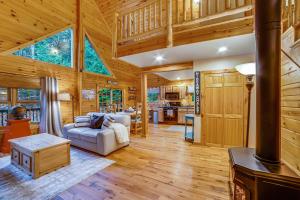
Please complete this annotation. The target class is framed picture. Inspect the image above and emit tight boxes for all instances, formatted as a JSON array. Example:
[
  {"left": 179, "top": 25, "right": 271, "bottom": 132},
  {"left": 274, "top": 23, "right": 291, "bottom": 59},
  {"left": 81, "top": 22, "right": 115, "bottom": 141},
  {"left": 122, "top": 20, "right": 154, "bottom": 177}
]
[{"left": 82, "top": 89, "right": 96, "bottom": 100}]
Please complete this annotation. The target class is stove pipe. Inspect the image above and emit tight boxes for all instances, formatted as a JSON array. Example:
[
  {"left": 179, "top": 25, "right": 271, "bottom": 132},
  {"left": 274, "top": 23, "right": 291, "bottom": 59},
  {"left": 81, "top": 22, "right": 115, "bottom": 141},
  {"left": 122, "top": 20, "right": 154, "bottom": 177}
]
[{"left": 255, "top": 0, "right": 282, "bottom": 164}]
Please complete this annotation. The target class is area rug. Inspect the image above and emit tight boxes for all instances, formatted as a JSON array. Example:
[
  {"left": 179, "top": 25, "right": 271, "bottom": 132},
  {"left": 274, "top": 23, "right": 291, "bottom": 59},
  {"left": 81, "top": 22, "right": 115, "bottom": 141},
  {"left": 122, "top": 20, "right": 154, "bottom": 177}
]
[{"left": 0, "top": 148, "right": 115, "bottom": 200}]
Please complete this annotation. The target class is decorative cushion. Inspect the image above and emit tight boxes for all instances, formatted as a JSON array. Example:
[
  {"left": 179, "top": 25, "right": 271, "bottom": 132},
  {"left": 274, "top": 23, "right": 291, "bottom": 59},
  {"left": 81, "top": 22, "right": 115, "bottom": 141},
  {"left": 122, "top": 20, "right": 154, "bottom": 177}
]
[
  {"left": 103, "top": 115, "right": 115, "bottom": 128},
  {"left": 90, "top": 115, "right": 105, "bottom": 129},
  {"left": 74, "top": 116, "right": 91, "bottom": 127}
]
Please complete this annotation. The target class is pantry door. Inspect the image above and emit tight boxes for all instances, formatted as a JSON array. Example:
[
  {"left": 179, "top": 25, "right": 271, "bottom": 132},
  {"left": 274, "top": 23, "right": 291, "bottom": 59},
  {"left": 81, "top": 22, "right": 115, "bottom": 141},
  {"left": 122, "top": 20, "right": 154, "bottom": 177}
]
[
  {"left": 202, "top": 72, "right": 224, "bottom": 147},
  {"left": 201, "top": 70, "right": 246, "bottom": 147}
]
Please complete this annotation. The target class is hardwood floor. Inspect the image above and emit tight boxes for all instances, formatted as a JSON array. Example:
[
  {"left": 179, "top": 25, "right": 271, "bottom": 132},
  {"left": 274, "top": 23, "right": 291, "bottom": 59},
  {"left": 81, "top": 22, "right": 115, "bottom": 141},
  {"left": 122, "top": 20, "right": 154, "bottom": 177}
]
[{"left": 55, "top": 124, "right": 230, "bottom": 200}]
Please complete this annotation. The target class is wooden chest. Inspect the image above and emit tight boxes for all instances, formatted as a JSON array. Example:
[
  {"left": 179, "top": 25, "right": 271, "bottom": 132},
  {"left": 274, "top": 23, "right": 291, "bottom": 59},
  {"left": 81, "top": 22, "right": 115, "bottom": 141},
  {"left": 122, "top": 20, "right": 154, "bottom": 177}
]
[{"left": 9, "top": 133, "right": 71, "bottom": 179}]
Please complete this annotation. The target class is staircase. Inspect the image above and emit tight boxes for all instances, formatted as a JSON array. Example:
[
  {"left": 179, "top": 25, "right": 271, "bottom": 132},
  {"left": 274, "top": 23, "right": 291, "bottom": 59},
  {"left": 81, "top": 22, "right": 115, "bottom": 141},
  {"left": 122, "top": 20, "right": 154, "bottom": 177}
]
[{"left": 281, "top": 0, "right": 300, "bottom": 176}]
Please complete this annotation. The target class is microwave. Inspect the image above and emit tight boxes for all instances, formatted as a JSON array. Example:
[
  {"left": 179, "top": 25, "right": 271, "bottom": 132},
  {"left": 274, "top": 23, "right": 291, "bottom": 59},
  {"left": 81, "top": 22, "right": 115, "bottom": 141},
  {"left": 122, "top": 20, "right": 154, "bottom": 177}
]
[{"left": 165, "top": 92, "right": 179, "bottom": 100}]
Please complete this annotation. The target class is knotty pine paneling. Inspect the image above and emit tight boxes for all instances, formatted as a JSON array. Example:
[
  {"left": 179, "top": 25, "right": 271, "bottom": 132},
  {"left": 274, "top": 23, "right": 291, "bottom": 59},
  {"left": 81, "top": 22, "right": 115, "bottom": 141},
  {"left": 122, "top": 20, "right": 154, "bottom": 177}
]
[
  {"left": 0, "top": 55, "right": 77, "bottom": 124},
  {"left": 0, "top": 0, "right": 142, "bottom": 125},
  {"left": 281, "top": 52, "right": 300, "bottom": 175},
  {"left": 0, "top": 0, "right": 76, "bottom": 53}
]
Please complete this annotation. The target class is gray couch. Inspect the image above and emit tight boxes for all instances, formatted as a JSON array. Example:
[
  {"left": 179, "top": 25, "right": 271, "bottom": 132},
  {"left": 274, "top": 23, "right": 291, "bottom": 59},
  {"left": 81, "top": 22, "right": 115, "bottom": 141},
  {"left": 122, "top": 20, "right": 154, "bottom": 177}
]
[{"left": 63, "top": 113, "right": 130, "bottom": 156}]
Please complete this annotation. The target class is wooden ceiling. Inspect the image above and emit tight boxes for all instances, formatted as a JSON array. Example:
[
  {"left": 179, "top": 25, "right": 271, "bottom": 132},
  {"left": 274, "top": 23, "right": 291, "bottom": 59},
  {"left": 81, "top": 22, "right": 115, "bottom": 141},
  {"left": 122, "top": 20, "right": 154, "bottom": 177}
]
[
  {"left": 0, "top": 0, "right": 76, "bottom": 53},
  {"left": 0, "top": 0, "right": 141, "bottom": 82}
]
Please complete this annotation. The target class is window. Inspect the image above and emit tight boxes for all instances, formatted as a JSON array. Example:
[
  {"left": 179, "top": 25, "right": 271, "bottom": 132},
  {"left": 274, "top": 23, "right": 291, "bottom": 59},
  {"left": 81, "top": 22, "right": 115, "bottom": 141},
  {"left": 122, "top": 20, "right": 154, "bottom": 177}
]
[
  {"left": 147, "top": 87, "right": 160, "bottom": 103},
  {"left": 84, "top": 36, "right": 111, "bottom": 76},
  {"left": 0, "top": 88, "right": 10, "bottom": 126},
  {"left": 17, "top": 88, "right": 41, "bottom": 123},
  {"left": 0, "top": 88, "right": 41, "bottom": 126},
  {"left": 99, "top": 88, "right": 123, "bottom": 112},
  {"left": 13, "top": 28, "right": 73, "bottom": 67}
]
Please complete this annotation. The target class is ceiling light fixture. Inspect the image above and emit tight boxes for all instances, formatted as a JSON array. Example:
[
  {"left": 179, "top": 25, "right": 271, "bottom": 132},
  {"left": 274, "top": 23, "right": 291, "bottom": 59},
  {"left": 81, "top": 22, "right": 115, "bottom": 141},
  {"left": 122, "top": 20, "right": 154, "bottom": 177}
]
[
  {"left": 177, "top": 77, "right": 181, "bottom": 80},
  {"left": 194, "top": 0, "right": 200, "bottom": 4},
  {"left": 218, "top": 46, "right": 228, "bottom": 53}
]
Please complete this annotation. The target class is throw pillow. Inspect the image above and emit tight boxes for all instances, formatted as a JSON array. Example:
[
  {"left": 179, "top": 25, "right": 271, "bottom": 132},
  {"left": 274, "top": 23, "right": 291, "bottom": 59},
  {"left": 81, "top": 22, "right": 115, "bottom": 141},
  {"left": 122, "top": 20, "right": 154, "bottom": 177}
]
[
  {"left": 74, "top": 116, "right": 91, "bottom": 127},
  {"left": 103, "top": 115, "right": 115, "bottom": 128},
  {"left": 90, "top": 115, "right": 105, "bottom": 129}
]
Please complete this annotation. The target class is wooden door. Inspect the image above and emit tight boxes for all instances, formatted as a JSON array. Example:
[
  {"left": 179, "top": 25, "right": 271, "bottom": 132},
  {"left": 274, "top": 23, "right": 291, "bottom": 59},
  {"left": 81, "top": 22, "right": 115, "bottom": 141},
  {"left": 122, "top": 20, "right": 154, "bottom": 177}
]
[
  {"left": 203, "top": 73, "right": 224, "bottom": 147},
  {"left": 223, "top": 72, "right": 245, "bottom": 147},
  {"left": 202, "top": 70, "right": 246, "bottom": 147}
]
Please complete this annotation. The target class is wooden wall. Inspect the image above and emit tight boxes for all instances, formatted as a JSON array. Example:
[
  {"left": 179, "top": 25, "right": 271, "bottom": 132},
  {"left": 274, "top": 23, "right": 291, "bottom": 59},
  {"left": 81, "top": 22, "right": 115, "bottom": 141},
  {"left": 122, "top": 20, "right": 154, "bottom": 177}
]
[
  {"left": 0, "top": 0, "right": 142, "bottom": 128},
  {"left": 281, "top": 53, "right": 300, "bottom": 175},
  {"left": 281, "top": 27, "right": 300, "bottom": 175}
]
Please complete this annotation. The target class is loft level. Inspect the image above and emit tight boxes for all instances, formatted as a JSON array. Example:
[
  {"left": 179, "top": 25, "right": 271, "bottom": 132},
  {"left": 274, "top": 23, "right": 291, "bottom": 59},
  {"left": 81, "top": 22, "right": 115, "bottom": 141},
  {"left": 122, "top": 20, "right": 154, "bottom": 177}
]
[{"left": 113, "top": 0, "right": 255, "bottom": 57}]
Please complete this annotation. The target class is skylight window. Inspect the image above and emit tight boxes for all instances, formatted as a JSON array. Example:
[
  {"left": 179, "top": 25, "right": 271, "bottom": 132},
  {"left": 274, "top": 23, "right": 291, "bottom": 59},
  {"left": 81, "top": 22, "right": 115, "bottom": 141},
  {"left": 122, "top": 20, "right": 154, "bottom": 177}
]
[
  {"left": 84, "top": 36, "right": 111, "bottom": 76},
  {"left": 13, "top": 28, "right": 73, "bottom": 67}
]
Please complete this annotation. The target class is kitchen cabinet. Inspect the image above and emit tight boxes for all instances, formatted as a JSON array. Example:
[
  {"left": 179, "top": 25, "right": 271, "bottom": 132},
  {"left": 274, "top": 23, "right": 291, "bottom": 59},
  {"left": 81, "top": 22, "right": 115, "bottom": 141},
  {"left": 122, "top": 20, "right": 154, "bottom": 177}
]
[
  {"left": 158, "top": 108, "right": 164, "bottom": 122},
  {"left": 178, "top": 107, "right": 194, "bottom": 124},
  {"left": 165, "top": 85, "right": 173, "bottom": 93},
  {"left": 179, "top": 86, "right": 187, "bottom": 99},
  {"left": 172, "top": 86, "right": 180, "bottom": 93},
  {"left": 160, "top": 86, "right": 165, "bottom": 100}
]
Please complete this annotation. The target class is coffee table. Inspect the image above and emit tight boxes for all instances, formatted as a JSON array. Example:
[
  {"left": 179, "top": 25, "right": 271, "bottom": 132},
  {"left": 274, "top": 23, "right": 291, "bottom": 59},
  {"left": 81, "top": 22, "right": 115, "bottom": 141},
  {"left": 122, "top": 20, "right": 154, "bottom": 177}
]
[{"left": 9, "top": 133, "right": 71, "bottom": 179}]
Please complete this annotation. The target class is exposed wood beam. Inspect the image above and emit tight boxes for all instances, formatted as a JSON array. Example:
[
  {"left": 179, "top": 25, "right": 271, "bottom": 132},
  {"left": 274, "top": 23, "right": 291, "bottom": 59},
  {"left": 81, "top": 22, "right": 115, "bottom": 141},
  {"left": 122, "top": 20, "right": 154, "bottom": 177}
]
[
  {"left": 142, "top": 62, "right": 193, "bottom": 73},
  {"left": 75, "top": 0, "right": 83, "bottom": 116},
  {"left": 141, "top": 73, "right": 149, "bottom": 137}
]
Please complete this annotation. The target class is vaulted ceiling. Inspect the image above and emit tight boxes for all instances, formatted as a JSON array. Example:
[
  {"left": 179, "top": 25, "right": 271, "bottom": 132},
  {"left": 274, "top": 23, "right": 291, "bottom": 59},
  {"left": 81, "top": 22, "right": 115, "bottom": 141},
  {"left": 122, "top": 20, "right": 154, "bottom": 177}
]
[{"left": 0, "top": 0, "right": 141, "bottom": 82}]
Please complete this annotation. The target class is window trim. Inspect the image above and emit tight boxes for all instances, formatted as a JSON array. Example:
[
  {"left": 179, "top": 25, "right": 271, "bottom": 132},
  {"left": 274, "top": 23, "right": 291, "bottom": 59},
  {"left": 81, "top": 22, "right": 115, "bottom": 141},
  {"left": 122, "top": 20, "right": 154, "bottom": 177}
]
[
  {"left": 97, "top": 87, "right": 125, "bottom": 112},
  {"left": 0, "top": 87, "right": 41, "bottom": 126},
  {"left": 8, "top": 25, "right": 75, "bottom": 69},
  {"left": 83, "top": 32, "right": 114, "bottom": 78}
]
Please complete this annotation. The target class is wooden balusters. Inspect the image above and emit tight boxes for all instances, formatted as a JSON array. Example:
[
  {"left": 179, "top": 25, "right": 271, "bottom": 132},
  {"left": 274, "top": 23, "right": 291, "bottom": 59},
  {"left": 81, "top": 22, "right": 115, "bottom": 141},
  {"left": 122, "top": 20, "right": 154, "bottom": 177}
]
[
  {"left": 116, "top": 0, "right": 166, "bottom": 43},
  {"left": 282, "top": 0, "right": 299, "bottom": 32},
  {"left": 167, "top": 0, "right": 173, "bottom": 47}
]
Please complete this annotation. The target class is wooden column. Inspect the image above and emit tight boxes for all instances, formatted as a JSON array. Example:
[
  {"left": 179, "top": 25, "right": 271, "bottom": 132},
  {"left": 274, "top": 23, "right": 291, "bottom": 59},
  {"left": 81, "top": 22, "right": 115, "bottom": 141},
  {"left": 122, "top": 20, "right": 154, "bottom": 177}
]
[
  {"left": 75, "top": 0, "right": 83, "bottom": 116},
  {"left": 255, "top": 0, "right": 281, "bottom": 164},
  {"left": 167, "top": 0, "right": 173, "bottom": 47},
  {"left": 141, "top": 73, "right": 149, "bottom": 137},
  {"left": 112, "top": 13, "right": 119, "bottom": 59}
]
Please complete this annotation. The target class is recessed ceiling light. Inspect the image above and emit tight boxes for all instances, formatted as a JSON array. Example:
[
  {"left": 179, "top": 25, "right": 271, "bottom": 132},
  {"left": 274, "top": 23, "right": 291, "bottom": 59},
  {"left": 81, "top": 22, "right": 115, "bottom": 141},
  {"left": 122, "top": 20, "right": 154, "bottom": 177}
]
[
  {"left": 177, "top": 77, "right": 181, "bottom": 80},
  {"left": 218, "top": 46, "right": 228, "bottom": 53},
  {"left": 155, "top": 55, "right": 164, "bottom": 62}
]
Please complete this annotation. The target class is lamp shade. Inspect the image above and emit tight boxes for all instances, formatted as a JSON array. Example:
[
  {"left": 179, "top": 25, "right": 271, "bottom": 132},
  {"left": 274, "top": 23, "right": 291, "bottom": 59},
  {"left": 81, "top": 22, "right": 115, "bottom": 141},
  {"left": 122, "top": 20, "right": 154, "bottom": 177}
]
[
  {"left": 58, "top": 92, "right": 71, "bottom": 101},
  {"left": 235, "top": 62, "right": 256, "bottom": 76}
]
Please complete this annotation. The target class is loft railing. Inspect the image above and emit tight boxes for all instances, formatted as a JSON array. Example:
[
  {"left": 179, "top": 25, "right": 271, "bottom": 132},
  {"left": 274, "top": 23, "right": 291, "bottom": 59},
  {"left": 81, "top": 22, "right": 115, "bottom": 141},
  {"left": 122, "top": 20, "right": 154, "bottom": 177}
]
[
  {"left": 282, "top": 0, "right": 300, "bottom": 42},
  {"left": 113, "top": 0, "right": 254, "bottom": 56},
  {"left": 0, "top": 110, "right": 8, "bottom": 126},
  {"left": 173, "top": 0, "right": 253, "bottom": 26},
  {"left": 282, "top": 0, "right": 300, "bottom": 32},
  {"left": 0, "top": 108, "right": 40, "bottom": 127},
  {"left": 115, "top": 0, "right": 166, "bottom": 45}
]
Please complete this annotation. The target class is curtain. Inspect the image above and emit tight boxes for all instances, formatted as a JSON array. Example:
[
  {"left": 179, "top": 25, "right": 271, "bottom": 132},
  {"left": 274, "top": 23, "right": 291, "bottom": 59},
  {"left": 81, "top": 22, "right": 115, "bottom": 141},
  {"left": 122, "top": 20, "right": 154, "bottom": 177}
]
[{"left": 39, "top": 77, "right": 63, "bottom": 137}]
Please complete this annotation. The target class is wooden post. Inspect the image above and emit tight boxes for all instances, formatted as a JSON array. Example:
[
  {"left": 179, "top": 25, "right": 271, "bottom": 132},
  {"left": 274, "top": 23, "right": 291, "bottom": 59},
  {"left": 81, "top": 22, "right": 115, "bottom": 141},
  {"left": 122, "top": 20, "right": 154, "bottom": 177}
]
[
  {"left": 141, "top": 73, "right": 149, "bottom": 137},
  {"left": 112, "top": 12, "right": 119, "bottom": 59},
  {"left": 75, "top": 0, "right": 83, "bottom": 116},
  {"left": 167, "top": 0, "right": 173, "bottom": 47},
  {"left": 255, "top": 0, "right": 281, "bottom": 164}
]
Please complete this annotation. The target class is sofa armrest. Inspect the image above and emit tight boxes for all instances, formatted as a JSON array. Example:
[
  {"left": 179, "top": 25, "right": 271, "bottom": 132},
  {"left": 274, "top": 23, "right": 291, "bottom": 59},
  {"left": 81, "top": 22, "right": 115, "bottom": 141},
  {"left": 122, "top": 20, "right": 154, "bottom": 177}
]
[{"left": 63, "top": 123, "right": 75, "bottom": 138}]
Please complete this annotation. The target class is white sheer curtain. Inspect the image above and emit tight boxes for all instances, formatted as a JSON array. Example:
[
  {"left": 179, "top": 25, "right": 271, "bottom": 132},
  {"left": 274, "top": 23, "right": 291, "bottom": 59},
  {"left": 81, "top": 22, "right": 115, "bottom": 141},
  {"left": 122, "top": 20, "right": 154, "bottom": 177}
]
[{"left": 39, "top": 77, "right": 63, "bottom": 136}]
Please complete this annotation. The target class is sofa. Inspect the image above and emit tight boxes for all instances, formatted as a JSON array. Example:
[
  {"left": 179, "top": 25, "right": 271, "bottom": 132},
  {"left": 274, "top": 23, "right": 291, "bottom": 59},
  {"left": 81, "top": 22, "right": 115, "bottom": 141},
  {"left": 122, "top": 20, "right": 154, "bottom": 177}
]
[{"left": 63, "top": 113, "right": 130, "bottom": 156}]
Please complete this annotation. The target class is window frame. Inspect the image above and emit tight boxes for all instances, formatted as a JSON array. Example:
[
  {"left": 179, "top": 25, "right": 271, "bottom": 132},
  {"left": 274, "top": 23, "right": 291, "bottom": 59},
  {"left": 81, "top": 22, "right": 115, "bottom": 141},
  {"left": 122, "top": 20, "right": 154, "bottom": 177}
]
[
  {"left": 10, "top": 26, "right": 75, "bottom": 69},
  {"left": 98, "top": 87, "right": 124, "bottom": 112},
  {"left": 83, "top": 32, "right": 113, "bottom": 77},
  {"left": 0, "top": 87, "right": 41, "bottom": 126}
]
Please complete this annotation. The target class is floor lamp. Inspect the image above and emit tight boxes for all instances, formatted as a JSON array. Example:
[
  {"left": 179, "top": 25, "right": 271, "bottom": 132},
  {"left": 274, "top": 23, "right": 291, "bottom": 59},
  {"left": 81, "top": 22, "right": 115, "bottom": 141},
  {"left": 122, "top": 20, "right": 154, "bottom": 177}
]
[{"left": 235, "top": 63, "right": 256, "bottom": 147}]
